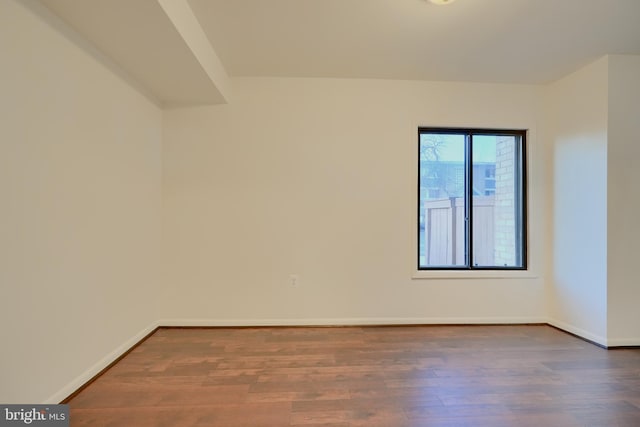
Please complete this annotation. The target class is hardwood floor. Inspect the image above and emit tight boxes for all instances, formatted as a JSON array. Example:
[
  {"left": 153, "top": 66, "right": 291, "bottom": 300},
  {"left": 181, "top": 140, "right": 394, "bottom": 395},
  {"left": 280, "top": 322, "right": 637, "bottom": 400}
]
[{"left": 66, "top": 325, "right": 640, "bottom": 426}]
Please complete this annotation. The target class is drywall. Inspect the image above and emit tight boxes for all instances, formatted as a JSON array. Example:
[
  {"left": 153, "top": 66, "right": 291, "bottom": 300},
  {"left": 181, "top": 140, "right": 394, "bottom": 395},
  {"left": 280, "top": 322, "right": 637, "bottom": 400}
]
[
  {"left": 544, "top": 57, "right": 609, "bottom": 344},
  {"left": 161, "top": 77, "right": 546, "bottom": 324},
  {"left": 0, "top": 0, "right": 162, "bottom": 403},
  {"left": 607, "top": 55, "right": 640, "bottom": 345}
]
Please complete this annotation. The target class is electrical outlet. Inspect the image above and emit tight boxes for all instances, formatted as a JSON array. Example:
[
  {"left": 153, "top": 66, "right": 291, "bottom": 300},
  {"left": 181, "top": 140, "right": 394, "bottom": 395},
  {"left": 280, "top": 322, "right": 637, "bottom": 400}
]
[{"left": 289, "top": 274, "right": 299, "bottom": 286}]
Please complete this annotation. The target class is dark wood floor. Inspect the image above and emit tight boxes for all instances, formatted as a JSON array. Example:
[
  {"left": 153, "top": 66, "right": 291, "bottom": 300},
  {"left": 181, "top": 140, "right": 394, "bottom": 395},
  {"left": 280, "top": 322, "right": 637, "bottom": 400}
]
[{"left": 67, "top": 325, "right": 640, "bottom": 426}]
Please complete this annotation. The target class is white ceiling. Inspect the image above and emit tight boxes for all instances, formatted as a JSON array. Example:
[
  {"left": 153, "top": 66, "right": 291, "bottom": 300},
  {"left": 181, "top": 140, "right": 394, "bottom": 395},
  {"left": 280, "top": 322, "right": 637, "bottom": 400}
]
[
  {"left": 188, "top": 0, "right": 640, "bottom": 84},
  {"left": 39, "top": 0, "right": 640, "bottom": 105},
  {"left": 40, "top": 0, "right": 230, "bottom": 106}
]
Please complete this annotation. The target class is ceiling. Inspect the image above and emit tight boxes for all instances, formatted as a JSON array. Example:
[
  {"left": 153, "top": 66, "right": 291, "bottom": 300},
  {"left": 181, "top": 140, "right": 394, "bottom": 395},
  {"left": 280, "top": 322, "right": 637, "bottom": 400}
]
[
  {"left": 38, "top": 0, "right": 640, "bottom": 106},
  {"left": 188, "top": 0, "right": 640, "bottom": 83}
]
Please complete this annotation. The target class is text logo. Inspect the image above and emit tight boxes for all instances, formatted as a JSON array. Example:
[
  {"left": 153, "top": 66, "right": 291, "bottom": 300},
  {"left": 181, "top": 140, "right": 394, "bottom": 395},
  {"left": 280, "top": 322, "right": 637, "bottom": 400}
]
[{"left": 0, "top": 405, "right": 68, "bottom": 427}]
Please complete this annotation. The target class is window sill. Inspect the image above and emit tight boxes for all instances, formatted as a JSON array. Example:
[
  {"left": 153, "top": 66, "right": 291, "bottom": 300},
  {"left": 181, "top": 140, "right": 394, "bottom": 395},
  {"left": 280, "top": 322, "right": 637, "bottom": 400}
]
[{"left": 412, "top": 269, "right": 538, "bottom": 280}]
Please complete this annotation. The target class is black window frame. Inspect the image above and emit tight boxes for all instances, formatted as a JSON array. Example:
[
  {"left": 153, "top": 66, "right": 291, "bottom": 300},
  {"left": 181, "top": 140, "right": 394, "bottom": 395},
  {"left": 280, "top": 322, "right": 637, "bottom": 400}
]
[{"left": 417, "top": 127, "right": 527, "bottom": 271}]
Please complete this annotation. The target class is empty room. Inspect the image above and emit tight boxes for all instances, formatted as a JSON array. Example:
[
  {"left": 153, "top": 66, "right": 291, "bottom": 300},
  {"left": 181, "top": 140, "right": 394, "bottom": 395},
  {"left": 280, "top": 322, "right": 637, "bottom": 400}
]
[{"left": 1, "top": 0, "right": 640, "bottom": 425}]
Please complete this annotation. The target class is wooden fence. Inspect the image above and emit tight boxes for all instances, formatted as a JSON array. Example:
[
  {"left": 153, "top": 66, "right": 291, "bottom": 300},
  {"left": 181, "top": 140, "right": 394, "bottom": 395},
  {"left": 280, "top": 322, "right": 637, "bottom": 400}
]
[{"left": 423, "top": 196, "right": 495, "bottom": 266}]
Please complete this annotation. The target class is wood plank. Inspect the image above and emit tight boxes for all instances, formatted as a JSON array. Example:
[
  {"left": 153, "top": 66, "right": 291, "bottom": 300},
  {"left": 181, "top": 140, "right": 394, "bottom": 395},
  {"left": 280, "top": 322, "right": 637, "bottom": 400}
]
[{"left": 66, "top": 325, "right": 640, "bottom": 426}]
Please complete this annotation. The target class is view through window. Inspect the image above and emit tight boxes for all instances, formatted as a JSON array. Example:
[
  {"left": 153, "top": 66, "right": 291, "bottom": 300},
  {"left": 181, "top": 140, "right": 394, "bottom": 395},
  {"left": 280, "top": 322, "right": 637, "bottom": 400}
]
[{"left": 418, "top": 128, "right": 526, "bottom": 270}]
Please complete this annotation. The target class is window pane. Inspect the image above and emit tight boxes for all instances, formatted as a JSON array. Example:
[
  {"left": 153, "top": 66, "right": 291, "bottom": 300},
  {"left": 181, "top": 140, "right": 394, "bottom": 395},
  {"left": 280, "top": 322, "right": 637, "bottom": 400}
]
[
  {"left": 418, "top": 128, "right": 526, "bottom": 271},
  {"left": 472, "top": 135, "right": 523, "bottom": 267},
  {"left": 419, "top": 133, "right": 466, "bottom": 268}
]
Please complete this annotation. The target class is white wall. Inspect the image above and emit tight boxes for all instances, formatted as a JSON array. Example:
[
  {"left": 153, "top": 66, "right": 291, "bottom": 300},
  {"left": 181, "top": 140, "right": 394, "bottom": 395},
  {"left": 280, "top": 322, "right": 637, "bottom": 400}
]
[
  {"left": 607, "top": 55, "right": 640, "bottom": 345},
  {"left": 0, "top": 0, "right": 162, "bottom": 403},
  {"left": 544, "top": 57, "right": 609, "bottom": 344},
  {"left": 161, "top": 77, "right": 546, "bottom": 325}
]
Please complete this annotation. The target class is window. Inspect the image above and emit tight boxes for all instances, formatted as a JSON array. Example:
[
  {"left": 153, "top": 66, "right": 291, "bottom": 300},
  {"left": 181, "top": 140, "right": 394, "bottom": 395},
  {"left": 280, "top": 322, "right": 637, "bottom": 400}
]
[{"left": 418, "top": 128, "right": 526, "bottom": 270}]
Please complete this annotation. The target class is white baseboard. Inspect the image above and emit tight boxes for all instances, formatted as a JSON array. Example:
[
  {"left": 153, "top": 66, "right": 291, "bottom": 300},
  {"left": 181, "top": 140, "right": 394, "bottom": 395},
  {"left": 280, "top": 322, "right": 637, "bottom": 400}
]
[
  {"left": 546, "top": 318, "right": 608, "bottom": 347},
  {"left": 158, "top": 316, "right": 547, "bottom": 327},
  {"left": 44, "top": 320, "right": 160, "bottom": 404},
  {"left": 606, "top": 337, "right": 640, "bottom": 347}
]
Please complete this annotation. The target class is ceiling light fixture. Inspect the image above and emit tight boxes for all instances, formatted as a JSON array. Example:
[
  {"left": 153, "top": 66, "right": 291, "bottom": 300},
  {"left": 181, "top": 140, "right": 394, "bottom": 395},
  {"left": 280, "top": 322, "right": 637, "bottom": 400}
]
[{"left": 428, "top": 0, "right": 456, "bottom": 5}]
